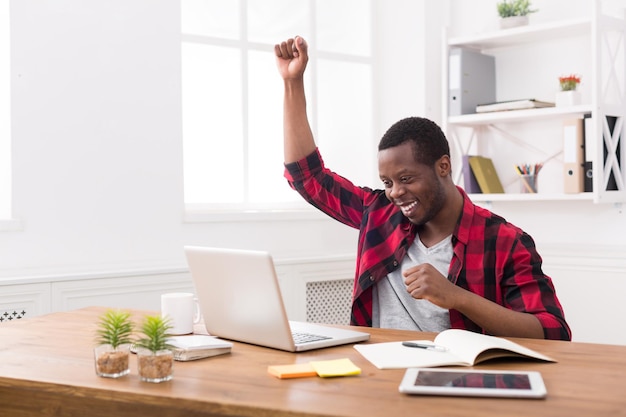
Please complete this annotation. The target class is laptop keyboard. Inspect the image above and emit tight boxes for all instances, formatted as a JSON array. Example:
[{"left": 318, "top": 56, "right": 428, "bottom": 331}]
[{"left": 292, "top": 331, "right": 332, "bottom": 344}]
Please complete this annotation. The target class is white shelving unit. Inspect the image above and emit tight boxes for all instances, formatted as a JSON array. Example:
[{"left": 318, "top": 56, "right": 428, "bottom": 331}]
[{"left": 442, "top": 1, "right": 626, "bottom": 204}]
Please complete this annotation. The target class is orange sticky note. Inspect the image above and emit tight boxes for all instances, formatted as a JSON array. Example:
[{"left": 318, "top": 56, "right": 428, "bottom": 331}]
[{"left": 267, "top": 363, "right": 318, "bottom": 379}]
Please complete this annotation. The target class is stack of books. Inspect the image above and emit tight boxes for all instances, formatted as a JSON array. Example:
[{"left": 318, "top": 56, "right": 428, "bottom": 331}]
[
  {"left": 169, "top": 335, "right": 233, "bottom": 361},
  {"left": 462, "top": 155, "right": 504, "bottom": 194},
  {"left": 475, "top": 98, "right": 554, "bottom": 113},
  {"left": 132, "top": 334, "right": 233, "bottom": 361}
]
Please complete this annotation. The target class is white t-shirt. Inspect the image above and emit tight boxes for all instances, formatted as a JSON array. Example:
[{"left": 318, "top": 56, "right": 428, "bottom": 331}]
[{"left": 372, "top": 234, "right": 452, "bottom": 332}]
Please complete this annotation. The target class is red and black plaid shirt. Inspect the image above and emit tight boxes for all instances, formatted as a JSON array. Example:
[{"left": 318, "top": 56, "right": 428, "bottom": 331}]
[{"left": 285, "top": 149, "right": 571, "bottom": 341}]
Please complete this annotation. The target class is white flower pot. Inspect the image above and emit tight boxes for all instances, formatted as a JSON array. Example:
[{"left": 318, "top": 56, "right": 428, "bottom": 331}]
[
  {"left": 500, "top": 15, "right": 529, "bottom": 29},
  {"left": 555, "top": 90, "right": 581, "bottom": 107}
]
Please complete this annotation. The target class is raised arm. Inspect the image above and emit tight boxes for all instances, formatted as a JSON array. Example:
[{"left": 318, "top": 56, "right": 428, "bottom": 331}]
[{"left": 274, "top": 36, "right": 317, "bottom": 163}]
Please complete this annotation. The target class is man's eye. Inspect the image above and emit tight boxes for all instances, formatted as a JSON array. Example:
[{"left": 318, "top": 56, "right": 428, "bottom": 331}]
[
  {"left": 381, "top": 180, "right": 392, "bottom": 188},
  {"left": 401, "top": 176, "right": 411, "bottom": 183}
]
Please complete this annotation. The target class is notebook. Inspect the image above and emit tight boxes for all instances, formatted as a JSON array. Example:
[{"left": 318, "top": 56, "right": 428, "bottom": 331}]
[{"left": 184, "top": 246, "right": 370, "bottom": 352}]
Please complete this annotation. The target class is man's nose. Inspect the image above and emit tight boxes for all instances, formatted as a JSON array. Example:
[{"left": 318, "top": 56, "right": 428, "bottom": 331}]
[{"left": 389, "top": 183, "right": 406, "bottom": 199}]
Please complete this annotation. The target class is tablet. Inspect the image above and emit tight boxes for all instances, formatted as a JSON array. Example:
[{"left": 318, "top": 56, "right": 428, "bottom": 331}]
[{"left": 399, "top": 368, "right": 547, "bottom": 398}]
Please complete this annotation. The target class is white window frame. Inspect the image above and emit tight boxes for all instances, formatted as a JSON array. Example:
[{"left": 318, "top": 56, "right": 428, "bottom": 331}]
[{"left": 181, "top": 0, "right": 375, "bottom": 223}]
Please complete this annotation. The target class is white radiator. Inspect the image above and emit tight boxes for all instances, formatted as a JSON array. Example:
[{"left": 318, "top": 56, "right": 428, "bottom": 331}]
[
  {"left": 305, "top": 279, "right": 352, "bottom": 325},
  {"left": 0, "top": 308, "right": 27, "bottom": 322}
]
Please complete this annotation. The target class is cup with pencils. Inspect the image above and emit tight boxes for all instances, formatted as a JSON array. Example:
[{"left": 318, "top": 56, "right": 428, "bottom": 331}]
[{"left": 515, "top": 163, "right": 542, "bottom": 194}]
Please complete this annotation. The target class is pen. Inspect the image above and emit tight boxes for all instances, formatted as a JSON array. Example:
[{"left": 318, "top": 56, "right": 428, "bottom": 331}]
[{"left": 402, "top": 341, "right": 449, "bottom": 352}]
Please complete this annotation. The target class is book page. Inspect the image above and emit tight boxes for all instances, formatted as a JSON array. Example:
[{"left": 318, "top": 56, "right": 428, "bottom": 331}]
[
  {"left": 354, "top": 330, "right": 555, "bottom": 369},
  {"left": 434, "top": 329, "right": 555, "bottom": 365},
  {"left": 354, "top": 341, "right": 469, "bottom": 369}
]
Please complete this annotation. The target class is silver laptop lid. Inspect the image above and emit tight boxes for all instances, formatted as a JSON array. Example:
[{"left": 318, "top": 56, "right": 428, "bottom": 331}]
[
  {"left": 184, "top": 246, "right": 369, "bottom": 352},
  {"left": 185, "top": 246, "right": 297, "bottom": 351}
]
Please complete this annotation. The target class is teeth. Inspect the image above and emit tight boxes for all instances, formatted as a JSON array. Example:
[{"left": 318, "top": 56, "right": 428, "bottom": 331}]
[{"left": 400, "top": 201, "right": 417, "bottom": 214}]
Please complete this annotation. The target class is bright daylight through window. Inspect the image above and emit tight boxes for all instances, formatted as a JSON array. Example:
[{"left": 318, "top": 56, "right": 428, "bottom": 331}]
[{"left": 181, "top": 0, "right": 374, "bottom": 213}]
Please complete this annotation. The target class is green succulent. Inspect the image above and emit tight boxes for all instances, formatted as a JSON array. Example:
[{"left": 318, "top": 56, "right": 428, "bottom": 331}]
[
  {"left": 95, "top": 309, "right": 134, "bottom": 349},
  {"left": 497, "top": 0, "right": 537, "bottom": 17},
  {"left": 134, "top": 314, "right": 175, "bottom": 353}
]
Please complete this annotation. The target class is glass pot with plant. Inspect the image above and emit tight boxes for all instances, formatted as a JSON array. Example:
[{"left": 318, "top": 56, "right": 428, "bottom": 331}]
[
  {"left": 135, "top": 314, "right": 175, "bottom": 383},
  {"left": 94, "top": 309, "right": 134, "bottom": 378}
]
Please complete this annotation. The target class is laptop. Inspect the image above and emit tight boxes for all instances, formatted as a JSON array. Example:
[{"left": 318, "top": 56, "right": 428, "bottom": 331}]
[{"left": 184, "top": 246, "right": 370, "bottom": 352}]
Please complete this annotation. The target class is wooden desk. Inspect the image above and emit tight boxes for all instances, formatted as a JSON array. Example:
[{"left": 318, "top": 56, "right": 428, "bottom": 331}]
[{"left": 0, "top": 307, "right": 624, "bottom": 417}]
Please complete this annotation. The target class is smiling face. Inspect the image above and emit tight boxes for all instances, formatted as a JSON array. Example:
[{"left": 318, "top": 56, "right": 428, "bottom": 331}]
[{"left": 378, "top": 141, "right": 448, "bottom": 226}]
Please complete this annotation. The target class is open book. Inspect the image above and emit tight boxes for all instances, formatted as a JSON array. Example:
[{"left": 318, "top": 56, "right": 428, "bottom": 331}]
[{"left": 354, "top": 329, "right": 555, "bottom": 369}]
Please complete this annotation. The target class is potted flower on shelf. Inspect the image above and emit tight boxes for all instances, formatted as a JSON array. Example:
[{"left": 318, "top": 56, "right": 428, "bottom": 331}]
[
  {"left": 94, "top": 309, "right": 134, "bottom": 378},
  {"left": 135, "top": 314, "right": 175, "bottom": 383},
  {"left": 556, "top": 74, "right": 582, "bottom": 107},
  {"left": 497, "top": 0, "right": 537, "bottom": 29}
]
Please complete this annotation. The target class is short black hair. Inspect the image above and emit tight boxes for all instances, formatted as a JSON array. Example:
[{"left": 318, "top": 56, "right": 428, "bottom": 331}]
[{"left": 378, "top": 117, "right": 450, "bottom": 166}]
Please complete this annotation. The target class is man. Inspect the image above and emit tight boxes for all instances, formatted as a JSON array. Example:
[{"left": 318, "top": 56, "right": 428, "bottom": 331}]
[{"left": 274, "top": 36, "right": 570, "bottom": 340}]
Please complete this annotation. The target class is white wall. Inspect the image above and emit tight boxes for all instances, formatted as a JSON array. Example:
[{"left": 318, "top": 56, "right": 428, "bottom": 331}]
[
  {"left": 7, "top": 0, "right": 187, "bottom": 275},
  {"left": 373, "top": 0, "right": 432, "bottom": 132},
  {"left": 2, "top": 0, "right": 626, "bottom": 344},
  {"left": 2, "top": 0, "right": 360, "bottom": 280}
]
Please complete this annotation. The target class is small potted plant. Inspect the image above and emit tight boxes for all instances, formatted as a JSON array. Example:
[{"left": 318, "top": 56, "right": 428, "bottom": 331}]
[
  {"left": 556, "top": 74, "right": 582, "bottom": 107},
  {"left": 94, "top": 309, "right": 134, "bottom": 378},
  {"left": 135, "top": 314, "right": 175, "bottom": 383},
  {"left": 497, "top": 0, "right": 537, "bottom": 29},
  {"left": 559, "top": 74, "right": 581, "bottom": 91}
]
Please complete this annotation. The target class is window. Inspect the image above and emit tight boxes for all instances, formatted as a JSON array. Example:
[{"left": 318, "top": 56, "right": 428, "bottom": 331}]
[
  {"left": 181, "top": 0, "right": 374, "bottom": 214},
  {"left": 0, "top": 2, "right": 10, "bottom": 220}
]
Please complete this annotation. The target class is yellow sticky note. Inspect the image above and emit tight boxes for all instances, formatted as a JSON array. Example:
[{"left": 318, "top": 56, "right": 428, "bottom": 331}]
[
  {"left": 310, "top": 358, "right": 361, "bottom": 378},
  {"left": 268, "top": 363, "right": 318, "bottom": 379}
]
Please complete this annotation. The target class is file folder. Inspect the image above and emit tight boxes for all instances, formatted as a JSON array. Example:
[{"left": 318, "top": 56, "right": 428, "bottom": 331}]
[
  {"left": 448, "top": 47, "right": 495, "bottom": 116},
  {"left": 583, "top": 115, "right": 593, "bottom": 192},
  {"left": 563, "top": 118, "right": 584, "bottom": 193}
]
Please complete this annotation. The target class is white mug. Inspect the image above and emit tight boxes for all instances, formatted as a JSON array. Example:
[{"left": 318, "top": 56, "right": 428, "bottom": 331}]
[{"left": 161, "top": 292, "right": 201, "bottom": 335}]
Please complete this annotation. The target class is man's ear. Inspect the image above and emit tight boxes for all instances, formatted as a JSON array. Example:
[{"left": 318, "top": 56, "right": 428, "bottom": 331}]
[{"left": 436, "top": 155, "right": 452, "bottom": 177}]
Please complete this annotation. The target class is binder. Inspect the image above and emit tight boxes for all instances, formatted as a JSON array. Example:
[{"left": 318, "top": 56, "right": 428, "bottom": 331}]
[
  {"left": 563, "top": 118, "right": 584, "bottom": 193},
  {"left": 468, "top": 156, "right": 505, "bottom": 194},
  {"left": 583, "top": 115, "right": 593, "bottom": 192},
  {"left": 462, "top": 155, "right": 482, "bottom": 193},
  {"left": 584, "top": 161, "right": 593, "bottom": 192},
  {"left": 448, "top": 47, "right": 495, "bottom": 116}
]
